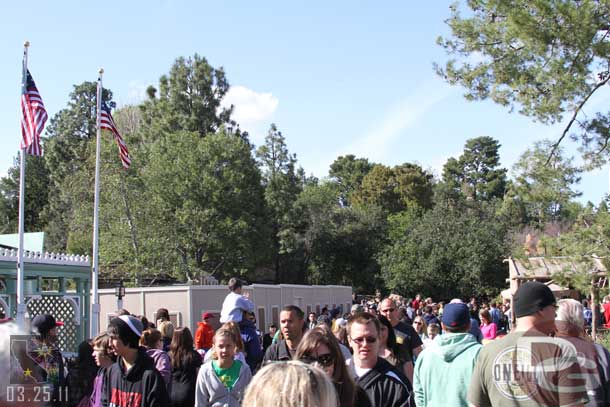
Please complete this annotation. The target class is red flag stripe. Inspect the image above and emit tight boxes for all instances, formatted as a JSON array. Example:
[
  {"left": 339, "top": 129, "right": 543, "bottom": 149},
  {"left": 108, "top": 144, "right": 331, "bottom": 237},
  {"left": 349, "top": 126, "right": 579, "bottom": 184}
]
[
  {"left": 100, "top": 109, "right": 131, "bottom": 169},
  {"left": 20, "top": 71, "right": 47, "bottom": 156}
]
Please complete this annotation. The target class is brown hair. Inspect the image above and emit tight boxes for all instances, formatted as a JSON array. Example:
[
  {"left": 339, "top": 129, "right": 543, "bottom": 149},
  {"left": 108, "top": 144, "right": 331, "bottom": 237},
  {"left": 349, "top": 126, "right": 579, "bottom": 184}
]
[
  {"left": 479, "top": 309, "right": 491, "bottom": 324},
  {"left": 156, "top": 308, "right": 170, "bottom": 322},
  {"left": 228, "top": 277, "right": 242, "bottom": 292},
  {"left": 347, "top": 312, "right": 380, "bottom": 336},
  {"left": 140, "top": 328, "right": 162, "bottom": 348},
  {"left": 169, "top": 327, "right": 198, "bottom": 370},
  {"left": 294, "top": 327, "right": 355, "bottom": 406},
  {"left": 92, "top": 332, "right": 114, "bottom": 360}
]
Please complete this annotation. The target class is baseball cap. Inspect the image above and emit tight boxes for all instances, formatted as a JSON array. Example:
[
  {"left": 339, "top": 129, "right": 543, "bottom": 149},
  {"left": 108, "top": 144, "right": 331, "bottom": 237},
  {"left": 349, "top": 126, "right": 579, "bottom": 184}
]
[
  {"left": 441, "top": 303, "right": 470, "bottom": 328},
  {"left": 202, "top": 312, "right": 214, "bottom": 320},
  {"left": 31, "top": 314, "right": 64, "bottom": 335},
  {"left": 513, "top": 281, "right": 556, "bottom": 318}
]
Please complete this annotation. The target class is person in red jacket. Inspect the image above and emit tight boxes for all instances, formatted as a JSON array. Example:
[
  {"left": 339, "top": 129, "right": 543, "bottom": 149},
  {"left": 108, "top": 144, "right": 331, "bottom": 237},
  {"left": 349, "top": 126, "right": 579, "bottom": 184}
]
[{"left": 195, "top": 312, "right": 215, "bottom": 351}]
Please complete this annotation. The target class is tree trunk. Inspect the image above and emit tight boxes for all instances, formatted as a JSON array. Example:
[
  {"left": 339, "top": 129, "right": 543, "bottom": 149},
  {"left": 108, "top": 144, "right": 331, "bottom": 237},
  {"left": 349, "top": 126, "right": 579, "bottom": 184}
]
[{"left": 272, "top": 223, "right": 281, "bottom": 283}]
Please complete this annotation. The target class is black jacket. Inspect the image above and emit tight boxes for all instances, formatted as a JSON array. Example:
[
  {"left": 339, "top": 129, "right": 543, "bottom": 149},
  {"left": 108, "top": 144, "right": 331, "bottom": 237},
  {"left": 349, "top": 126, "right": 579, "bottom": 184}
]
[
  {"left": 355, "top": 357, "right": 412, "bottom": 407},
  {"left": 262, "top": 339, "right": 293, "bottom": 363},
  {"left": 104, "top": 347, "right": 170, "bottom": 407}
]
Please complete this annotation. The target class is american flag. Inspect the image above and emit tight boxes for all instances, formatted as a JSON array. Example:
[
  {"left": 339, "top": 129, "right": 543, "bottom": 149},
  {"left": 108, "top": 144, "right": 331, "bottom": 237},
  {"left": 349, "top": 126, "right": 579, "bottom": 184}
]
[
  {"left": 100, "top": 101, "right": 131, "bottom": 169},
  {"left": 20, "top": 70, "right": 48, "bottom": 156}
]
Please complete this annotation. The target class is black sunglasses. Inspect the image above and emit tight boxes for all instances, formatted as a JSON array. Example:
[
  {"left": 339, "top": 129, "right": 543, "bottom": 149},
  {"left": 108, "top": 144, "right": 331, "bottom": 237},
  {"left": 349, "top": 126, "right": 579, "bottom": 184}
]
[
  {"left": 300, "top": 353, "right": 335, "bottom": 367},
  {"left": 350, "top": 336, "right": 377, "bottom": 345}
]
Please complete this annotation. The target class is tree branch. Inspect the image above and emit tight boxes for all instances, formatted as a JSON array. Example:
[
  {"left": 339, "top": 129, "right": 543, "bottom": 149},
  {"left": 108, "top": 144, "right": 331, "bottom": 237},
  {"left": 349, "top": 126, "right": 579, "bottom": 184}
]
[
  {"left": 547, "top": 75, "right": 610, "bottom": 164},
  {"left": 596, "top": 134, "right": 610, "bottom": 155}
]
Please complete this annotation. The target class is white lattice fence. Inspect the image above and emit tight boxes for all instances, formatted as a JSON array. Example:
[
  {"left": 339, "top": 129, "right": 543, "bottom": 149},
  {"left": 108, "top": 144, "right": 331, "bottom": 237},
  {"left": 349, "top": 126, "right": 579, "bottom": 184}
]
[{"left": 27, "top": 296, "right": 79, "bottom": 352}]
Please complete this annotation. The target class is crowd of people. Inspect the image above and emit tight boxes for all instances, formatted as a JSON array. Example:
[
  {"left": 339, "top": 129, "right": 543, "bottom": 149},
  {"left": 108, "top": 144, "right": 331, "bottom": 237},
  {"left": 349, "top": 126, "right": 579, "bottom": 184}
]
[{"left": 7, "top": 278, "right": 610, "bottom": 407}]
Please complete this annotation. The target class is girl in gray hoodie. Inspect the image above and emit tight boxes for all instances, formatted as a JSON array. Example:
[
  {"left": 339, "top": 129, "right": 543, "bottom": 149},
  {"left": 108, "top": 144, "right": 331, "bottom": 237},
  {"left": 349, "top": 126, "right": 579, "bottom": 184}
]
[{"left": 195, "top": 327, "right": 252, "bottom": 407}]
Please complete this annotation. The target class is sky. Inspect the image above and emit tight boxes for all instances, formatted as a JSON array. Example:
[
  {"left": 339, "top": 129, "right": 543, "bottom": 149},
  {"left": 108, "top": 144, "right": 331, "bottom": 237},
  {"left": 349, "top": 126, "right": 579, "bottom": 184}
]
[{"left": 1, "top": 1, "right": 609, "bottom": 204}]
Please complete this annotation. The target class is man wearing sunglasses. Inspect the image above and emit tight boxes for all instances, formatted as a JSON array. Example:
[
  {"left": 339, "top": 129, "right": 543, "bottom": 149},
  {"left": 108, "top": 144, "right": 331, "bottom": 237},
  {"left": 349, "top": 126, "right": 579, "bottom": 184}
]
[
  {"left": 347, "top": 312, "right": 412, "bottom": 407},
  {"left": 379, "top": 298, "right": 423, "bottom": 383}
]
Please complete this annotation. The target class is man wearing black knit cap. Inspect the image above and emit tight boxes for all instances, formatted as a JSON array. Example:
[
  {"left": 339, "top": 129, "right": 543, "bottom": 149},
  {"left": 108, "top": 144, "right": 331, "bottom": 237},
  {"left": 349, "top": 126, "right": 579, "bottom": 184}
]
[
  {"left": 468, "top": 281, "right": 589, "bottom": 407},
  {"left": 105, "top": 315, "right": 169, "bottom": 407}
]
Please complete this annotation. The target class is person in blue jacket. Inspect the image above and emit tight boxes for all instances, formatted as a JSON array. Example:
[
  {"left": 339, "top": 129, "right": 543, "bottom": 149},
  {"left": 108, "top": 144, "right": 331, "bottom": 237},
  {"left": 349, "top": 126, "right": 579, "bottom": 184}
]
[{"left": 238, "top": 312, "right": 263, "bottom": 373}]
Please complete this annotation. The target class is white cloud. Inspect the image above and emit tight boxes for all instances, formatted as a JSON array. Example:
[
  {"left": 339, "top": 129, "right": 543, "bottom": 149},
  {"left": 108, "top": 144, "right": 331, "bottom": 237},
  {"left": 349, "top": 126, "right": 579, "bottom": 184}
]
[
  {"left": 308, "top": 81, "right": 453, "bottom": 177},
  {"left": 221, "top": 85, "right": 278, "bottom": 142}
]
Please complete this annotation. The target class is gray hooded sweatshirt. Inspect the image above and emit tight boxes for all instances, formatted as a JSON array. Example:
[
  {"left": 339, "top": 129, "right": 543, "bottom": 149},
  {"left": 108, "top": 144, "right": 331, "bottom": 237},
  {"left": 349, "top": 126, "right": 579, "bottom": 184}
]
[{"left": 194, "top": 360, "right": 252, "bottom": 407}]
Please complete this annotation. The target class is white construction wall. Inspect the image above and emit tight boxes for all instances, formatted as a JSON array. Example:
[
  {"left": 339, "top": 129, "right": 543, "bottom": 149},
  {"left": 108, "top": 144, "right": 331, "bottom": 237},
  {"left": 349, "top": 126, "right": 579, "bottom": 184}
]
[{"left": 98, "top": 283, "right": 352, "bottom": 335}]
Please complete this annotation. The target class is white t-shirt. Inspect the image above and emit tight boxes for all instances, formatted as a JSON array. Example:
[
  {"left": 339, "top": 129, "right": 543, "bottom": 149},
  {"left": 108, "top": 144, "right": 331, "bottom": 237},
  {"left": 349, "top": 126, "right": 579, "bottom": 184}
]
[
  {"left": 219, "top": 291, "right": 255, "bottom": 323},
  {"left": 354, "top": 365, "right": 373, "bottom": 378}
]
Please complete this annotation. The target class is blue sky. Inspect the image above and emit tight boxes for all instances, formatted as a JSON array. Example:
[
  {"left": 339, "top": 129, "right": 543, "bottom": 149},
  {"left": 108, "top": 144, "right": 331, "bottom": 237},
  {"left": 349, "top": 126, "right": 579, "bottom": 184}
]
[{"left": 1, "top": 1, "right": 608, "bottom": 204}]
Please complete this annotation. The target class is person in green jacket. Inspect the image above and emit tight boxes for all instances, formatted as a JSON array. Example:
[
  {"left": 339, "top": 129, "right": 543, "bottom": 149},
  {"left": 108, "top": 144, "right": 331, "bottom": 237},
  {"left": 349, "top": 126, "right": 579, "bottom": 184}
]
[{"left": 413, "top": 303, "right": 481, "bottom": 407}]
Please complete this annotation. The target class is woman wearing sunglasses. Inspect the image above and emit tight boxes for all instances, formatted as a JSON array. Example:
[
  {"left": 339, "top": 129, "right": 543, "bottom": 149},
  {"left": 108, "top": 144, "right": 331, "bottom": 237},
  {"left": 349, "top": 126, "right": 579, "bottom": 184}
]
[
  {"left": 412, "top": 316, "right": 428, "bottom": 343},
  {"left": 294, "top": 326, "right": 369, "bottom": 407}
]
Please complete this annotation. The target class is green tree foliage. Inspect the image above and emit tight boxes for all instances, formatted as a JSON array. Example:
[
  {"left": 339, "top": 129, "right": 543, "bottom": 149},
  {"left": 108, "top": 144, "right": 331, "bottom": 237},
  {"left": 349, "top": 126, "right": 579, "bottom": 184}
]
[
  {"left": 96, "top": 107, "right": 147, "bottom": 281},
  {"left": 352, "top": 163, "right": 434, "bottom": 213},
  {"left": 436, "top": 0, "right": 610, "bottom": 163},
  {"left": 286, "top": 182, "right": 387, "bottom": 289},
  {"left": 442, "top": 136, "right": 507, "bottom": 200},
  {"left": 0, "top": 154, "right": 49, "bottom": 234},
  {"left": 140, "top": 54, "right": 233, "bottom": 140},
  {"left": 44, "top": 82, "right": 111, "bottom": 183},
  {"left": 511, "top": 140, "right": 582, "bottom": 227},
  {"left": 329, "top": 155, "right": 374, "bottom": 206},
  {"left": 143, "top": 130, "right": 269, "bottom": 282},
  {"left": 256, "top": 124, "right": 303, "bottom": 282},
  {"left": 537, "top": 204, "right": 610, "bottom": 327},
  {"left": 42, "top": 82, "right": 113, "bottom": 251},
  {"left": 379, "top": 199, "right": 509, "bottom": 299},
  {"left": 57, "top": 105, "right": 147, "bottom": 282}
]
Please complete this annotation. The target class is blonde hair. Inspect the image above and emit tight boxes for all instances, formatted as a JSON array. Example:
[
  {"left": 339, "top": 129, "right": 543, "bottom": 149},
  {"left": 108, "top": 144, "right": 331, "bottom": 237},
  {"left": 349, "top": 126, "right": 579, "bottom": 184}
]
[
  {"left": 242, "top": 361, "right": 338, "bottom": 407},
  {"left": 220, "top": 322, "right": 244, "bottom": 352},
  {"left": 208, "top": 325, "right": 243, "bottom": 361},
  {"left": 413, "top": 316, "right": 428, "bottom": 335},
  {"left": 158, "top": 320, "right": 174, "bottom": 339}
]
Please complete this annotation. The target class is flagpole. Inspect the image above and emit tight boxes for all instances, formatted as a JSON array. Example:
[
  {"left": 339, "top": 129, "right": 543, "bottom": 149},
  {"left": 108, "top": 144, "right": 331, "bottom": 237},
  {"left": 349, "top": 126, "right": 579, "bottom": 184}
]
[
  {"left": 16, "top": 41, "right": 30, "bottom": 329},
  {"left": 90, "top": 68, "right": 104, "bottom": 337}
]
